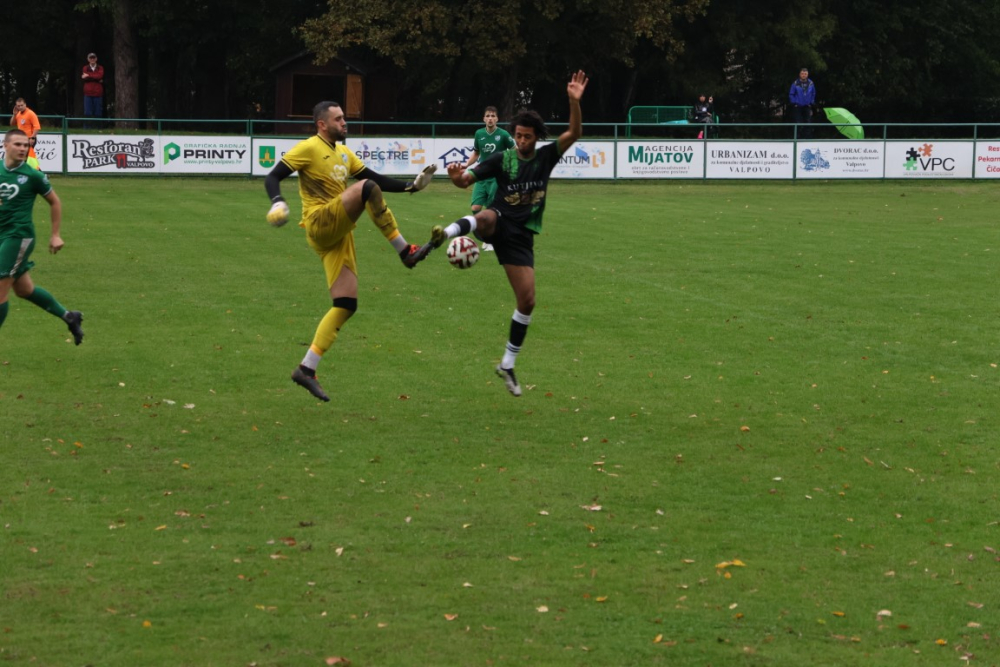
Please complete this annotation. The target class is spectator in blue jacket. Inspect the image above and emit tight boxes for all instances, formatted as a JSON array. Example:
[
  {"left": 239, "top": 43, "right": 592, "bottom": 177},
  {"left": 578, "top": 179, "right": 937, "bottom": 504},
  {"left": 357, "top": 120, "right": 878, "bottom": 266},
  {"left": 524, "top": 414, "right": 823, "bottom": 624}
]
[{"left": 789, "top": 68, "right": 816, "bottom": 138}]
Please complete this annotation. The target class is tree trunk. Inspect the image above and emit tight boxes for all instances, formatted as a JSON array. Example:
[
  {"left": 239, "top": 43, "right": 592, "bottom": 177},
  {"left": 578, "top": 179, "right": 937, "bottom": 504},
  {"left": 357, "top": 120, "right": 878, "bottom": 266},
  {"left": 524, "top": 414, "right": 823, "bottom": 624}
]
[
  {"left": 499, "top": 64, "right": 519, "bottom": 122},
  {"left": 113, "top": 0, "right": 139, "bottom": 129}
]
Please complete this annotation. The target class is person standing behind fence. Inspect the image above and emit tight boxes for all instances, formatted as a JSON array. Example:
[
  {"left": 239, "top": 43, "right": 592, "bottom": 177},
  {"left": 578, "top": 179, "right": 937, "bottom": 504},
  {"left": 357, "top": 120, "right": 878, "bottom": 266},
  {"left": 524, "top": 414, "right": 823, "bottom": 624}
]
[
  {"left": 789, "top": 68, "right": 815, "bottom": 139},
  {"left": 81, "top": 53, "right": 104, "bottom": 124},
  {"left": 10, "top": 98, "right": 40, "bottom": 166},
  {"left": 692, "top": 94, "right": 715, "bottom": 138}
]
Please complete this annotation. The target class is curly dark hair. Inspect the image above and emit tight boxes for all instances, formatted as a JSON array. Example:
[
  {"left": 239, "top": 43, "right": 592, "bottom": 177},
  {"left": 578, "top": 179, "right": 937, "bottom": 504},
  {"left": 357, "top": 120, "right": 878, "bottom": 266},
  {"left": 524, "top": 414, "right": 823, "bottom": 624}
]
[{"left": 509, "top": 109, "right": 548, "bottom": 141}]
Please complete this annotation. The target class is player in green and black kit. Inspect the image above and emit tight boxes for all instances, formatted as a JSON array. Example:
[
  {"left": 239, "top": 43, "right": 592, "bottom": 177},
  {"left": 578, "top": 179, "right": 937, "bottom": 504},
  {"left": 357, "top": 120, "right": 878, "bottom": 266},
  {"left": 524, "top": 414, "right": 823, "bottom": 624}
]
[
  {"left": 464, "top": 106, "right": 515, "bottom": 252},
  {"left": 424, "top": 71, "right": 588, "bottom": 396},
  {"left": 0, "top": 129, "right": 84, "bottom": 344}
]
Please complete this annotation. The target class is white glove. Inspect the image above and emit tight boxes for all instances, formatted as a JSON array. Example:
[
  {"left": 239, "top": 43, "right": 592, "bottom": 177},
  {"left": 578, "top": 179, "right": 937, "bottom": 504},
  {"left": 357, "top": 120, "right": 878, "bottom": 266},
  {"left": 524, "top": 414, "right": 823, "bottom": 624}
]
[
  {"left": 266, "top": 200, "right": 290, "bottom": 227},
  {"left": 408, "top": 164, "right": 438, "bottom": 192}
]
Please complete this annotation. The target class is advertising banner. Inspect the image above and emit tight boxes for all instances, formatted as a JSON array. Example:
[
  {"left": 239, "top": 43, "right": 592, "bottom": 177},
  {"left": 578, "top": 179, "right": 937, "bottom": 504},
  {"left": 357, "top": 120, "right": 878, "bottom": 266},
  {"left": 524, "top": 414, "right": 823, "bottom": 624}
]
[
  {"left": 616, "top": 142, "right": 703, "bottom": 179},
  {"left": 67, "top": 135, "right": 160, "bottom": 173},
  {"left": 973, "top": 142, "right": 1000, "bottom": 178},
  {"left": 345, "top": 137, "right": 431, "bottom": 175},
  {"left": 794, "top": 141, "right": 885, "bottom": 179},
  {"left": 251, "top": 138, "right": 301, "bottom": 177},
  {"left": 883, "top": 141, "right": 974, "bottom": 179},
  {"left": 553, "top": 141, "right": 615, "bottom": 179},
  {"left": 0, "top": 133, "right": 63, "bottom": 173},
  {"left": 34, "top": 134, "right": 64, "bottom": 173},
  {"left": 428, "top": 138, "right": 474, "bottom": 171},
  {"left": 706, "top": 142, "right": 793, "bottom": 179},
  {"left": 161, "top": 136, "right": 251, "bottom": 174}
]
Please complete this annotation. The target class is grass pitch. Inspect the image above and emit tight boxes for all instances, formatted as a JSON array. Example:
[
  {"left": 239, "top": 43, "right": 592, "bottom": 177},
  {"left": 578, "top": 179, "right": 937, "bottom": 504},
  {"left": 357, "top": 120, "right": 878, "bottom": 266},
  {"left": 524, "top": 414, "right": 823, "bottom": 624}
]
[{"left": 1, "top": 177, "right": 998, "bottom": 666}]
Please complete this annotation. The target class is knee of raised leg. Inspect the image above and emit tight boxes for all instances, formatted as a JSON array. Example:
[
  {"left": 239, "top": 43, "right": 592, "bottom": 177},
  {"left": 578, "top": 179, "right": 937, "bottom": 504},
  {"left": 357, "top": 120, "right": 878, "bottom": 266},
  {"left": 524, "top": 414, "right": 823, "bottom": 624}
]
[
  {"left": 13, "top": 283, "right": 33, "bottom": 299},
  {"left": 361, "top": 179, "right": 379, "bottom": 205},
  {"left": 333, "top": 296, "right": 358, "bottom": 314}
]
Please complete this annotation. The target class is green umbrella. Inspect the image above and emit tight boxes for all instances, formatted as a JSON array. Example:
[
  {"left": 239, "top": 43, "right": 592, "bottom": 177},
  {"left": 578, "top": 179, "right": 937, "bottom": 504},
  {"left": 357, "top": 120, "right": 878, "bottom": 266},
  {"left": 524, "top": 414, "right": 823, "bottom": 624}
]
[{"left": 824, "top": 107, "right": 864, "bottom": 140}]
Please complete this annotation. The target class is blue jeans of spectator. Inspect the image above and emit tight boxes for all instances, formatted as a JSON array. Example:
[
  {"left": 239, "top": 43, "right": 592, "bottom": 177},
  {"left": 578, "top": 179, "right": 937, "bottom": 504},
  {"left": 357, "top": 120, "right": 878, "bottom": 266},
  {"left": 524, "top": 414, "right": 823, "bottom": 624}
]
[{"left": 84, "top": 95, "right": 103, "bottom": 121}]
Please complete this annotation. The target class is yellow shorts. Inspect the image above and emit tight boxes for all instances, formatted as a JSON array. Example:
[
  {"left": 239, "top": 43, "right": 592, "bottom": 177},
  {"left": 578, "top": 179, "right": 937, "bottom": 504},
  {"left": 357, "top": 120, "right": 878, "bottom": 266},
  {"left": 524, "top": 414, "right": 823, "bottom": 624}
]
[{"left": 301, "top": 197, "right": 358, "bottom": 287}]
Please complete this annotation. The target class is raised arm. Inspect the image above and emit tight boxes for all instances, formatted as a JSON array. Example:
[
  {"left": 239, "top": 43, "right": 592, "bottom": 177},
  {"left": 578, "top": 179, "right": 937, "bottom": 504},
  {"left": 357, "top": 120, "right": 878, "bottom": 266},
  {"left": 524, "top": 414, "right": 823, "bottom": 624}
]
[{"left": 557, "top": 70, "right": 588, "bottom": 155}]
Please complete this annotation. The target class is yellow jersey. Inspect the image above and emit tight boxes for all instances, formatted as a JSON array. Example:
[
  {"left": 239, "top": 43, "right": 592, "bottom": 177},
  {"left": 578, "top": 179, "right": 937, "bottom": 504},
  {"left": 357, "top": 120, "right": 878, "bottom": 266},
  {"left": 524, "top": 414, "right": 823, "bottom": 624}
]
[{"left": 280, "top": 135, "right": 365, "bottom": 219}]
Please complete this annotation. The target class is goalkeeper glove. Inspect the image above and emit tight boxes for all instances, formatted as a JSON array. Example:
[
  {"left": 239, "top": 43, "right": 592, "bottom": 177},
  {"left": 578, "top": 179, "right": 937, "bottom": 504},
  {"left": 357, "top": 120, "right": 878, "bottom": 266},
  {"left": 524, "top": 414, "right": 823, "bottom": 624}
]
[
  {"left": 266, "top": 199, "right": 290, "bottom": 227},
  {"left": 404, "top": 164, "right": 438, "bottom": 193}
]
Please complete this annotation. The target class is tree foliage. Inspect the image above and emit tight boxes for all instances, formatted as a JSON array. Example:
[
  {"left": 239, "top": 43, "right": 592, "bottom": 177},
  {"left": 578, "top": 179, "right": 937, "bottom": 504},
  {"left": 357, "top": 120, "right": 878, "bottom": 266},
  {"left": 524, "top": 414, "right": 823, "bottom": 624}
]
[
  {"left": 1, "top": 0, "right": 998, "bottom": 124},
  {"left": 300, "top": 0, "right": 710, "bottom": 120}
]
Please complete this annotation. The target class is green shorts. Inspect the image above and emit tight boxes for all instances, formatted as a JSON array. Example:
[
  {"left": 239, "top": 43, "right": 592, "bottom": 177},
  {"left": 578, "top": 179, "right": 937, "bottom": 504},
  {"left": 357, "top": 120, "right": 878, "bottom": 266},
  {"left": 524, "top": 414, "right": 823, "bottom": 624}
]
[
  {"left": 0, "top": 236, "right": 35, "bottom": 280},
  {"left": 470, "top": 178, "right": 499, "bottom": 209}
]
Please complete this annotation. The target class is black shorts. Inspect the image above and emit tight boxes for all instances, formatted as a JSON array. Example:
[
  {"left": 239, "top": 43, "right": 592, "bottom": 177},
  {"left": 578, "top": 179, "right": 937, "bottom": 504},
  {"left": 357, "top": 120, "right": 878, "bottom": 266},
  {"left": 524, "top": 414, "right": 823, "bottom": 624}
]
[{"left": 477, "top": 209, "right": 535, "bottom": 267}]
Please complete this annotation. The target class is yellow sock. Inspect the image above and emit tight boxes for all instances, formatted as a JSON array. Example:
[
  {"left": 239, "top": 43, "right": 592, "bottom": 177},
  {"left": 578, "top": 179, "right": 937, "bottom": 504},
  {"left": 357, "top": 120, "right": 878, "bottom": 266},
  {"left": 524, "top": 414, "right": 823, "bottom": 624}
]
[
  {"left": 310, "top": 307, "right": 354, "bottom": 355},
  {"left": 364, "top": 189, "right": 400, "bottom": 240}
]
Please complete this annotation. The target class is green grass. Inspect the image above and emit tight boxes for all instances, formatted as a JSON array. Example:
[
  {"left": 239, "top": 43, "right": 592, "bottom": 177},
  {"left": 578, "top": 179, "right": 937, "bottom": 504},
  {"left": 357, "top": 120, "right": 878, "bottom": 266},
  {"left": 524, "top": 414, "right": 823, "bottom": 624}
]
[{"left": 2, "top": 177, "right": 998, "bottom": 666}]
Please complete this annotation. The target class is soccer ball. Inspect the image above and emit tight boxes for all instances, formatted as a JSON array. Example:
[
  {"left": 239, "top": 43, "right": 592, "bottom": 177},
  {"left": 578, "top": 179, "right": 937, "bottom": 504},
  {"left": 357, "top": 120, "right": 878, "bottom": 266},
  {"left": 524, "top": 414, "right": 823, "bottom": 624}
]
[{"left": 447, "top": 236, "right": 480, "bottom": 269}]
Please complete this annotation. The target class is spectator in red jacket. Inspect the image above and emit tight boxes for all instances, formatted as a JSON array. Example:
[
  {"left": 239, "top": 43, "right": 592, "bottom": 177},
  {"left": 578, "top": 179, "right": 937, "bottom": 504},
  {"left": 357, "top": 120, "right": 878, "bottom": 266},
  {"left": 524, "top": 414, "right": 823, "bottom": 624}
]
[{"left": 81, "top": 53, "right": 104, "bottom": 124}]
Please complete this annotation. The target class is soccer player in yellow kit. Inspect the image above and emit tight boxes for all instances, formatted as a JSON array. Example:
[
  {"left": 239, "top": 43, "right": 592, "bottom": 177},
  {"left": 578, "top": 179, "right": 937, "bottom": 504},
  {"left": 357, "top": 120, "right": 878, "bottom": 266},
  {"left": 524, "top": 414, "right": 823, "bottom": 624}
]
[{"left": 264, "top": 100, "right": 436, "bottom": 402}]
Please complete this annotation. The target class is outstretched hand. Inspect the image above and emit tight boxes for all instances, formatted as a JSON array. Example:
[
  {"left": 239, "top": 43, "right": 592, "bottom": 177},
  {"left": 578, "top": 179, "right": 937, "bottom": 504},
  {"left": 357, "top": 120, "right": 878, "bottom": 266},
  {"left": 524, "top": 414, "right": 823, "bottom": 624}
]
[
  {"left": 567, "top": 70, "right": 589, "bottom": 101},
  {"left": 409, "top": 163, "right": 438, "bottom": 192}
]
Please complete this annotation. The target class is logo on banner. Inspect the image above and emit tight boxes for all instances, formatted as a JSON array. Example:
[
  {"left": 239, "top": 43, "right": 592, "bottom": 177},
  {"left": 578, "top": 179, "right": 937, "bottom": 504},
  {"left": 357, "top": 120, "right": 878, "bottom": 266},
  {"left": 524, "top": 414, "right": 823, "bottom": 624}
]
[
  {"left": 71, "top": 138, "right": 156, "bottom": 170},
  {"left": 438, "top": 148, "right": 468, "bottom": 166},
  {"left": 903, "top": 143, "right": 954, "bottom": 173},
  {"left": 628, "top": 145, "right": 695, "bottom": 164},
  {"left": 259, "top": 146, "right": 276, "bottom": 168},
  {"left": 164, "top": 142, "right": 181, "bottom": 164},
  {"left": 799, "top": 148, "right": 830, "bottom": 172},
  {"left": 561, "top": 145, "right": 607, "bottom": 168}
]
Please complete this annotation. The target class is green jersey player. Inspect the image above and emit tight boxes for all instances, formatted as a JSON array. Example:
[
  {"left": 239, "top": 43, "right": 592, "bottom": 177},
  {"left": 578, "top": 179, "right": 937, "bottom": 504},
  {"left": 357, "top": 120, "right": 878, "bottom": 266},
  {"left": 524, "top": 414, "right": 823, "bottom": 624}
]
[
  {"left": 424, "top": 71, "right": 589, "bottom": 397},
  {"left": 464, "top": 106, "right": 515, "bottom": 252},
  {"left": 0, "top": 129, "right": 84, "bottom": 344}
]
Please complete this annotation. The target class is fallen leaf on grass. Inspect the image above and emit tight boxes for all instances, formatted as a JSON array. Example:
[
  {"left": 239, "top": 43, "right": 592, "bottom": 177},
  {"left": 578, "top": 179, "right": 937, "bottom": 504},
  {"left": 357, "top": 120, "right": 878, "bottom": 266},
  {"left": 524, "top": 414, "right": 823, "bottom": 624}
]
[
  {"left": 444, "top": 614, "right": 458, "bottom": 621},
  {"left": 325, "top": 658, "right": 351, "bottom": 666},
  {"left": 936, "top": 639, "right": 948, "bottom": 646},
  {"left": 536, "top": 606, "right": 549, "bottom": 613}
]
